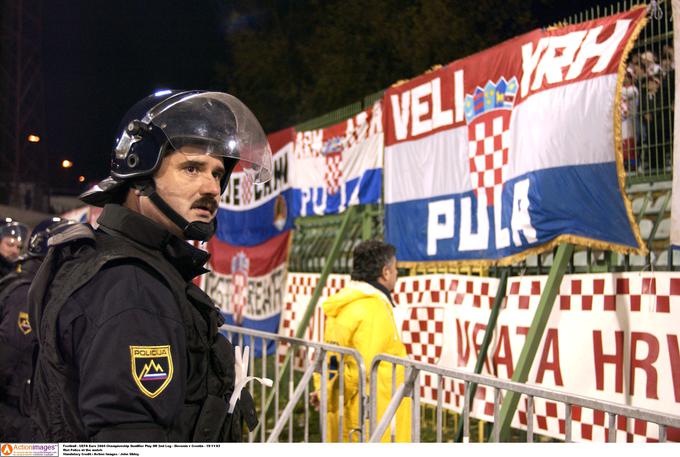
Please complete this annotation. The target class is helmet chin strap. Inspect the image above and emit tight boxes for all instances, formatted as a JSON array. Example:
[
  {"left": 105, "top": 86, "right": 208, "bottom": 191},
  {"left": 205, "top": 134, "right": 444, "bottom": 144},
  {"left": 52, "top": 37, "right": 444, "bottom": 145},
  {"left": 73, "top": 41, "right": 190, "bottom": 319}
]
[
  {"left": 137, "top": 181, "right": 216, "bottom": 241},
  {"left": 148, "top": 192, "right": 216, "bottom": 241}
]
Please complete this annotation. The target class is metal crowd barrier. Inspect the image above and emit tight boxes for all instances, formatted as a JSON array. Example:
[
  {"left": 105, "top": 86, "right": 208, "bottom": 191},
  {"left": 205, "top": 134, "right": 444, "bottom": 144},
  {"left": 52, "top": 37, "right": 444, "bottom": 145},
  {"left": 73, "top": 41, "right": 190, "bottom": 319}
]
[
  {"left": 221, "top": 324, "right": 367, "bottom": 443},
  {"left": 370, "top": 354, "right": 680, "bottom": 443}
]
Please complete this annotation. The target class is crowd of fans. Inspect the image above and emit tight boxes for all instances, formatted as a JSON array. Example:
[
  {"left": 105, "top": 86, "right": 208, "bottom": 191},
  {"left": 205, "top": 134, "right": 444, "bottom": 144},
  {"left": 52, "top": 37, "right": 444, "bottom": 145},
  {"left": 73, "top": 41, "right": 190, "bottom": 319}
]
[{"left": 621, "top": 44, "right": 675, "bottom": 173}]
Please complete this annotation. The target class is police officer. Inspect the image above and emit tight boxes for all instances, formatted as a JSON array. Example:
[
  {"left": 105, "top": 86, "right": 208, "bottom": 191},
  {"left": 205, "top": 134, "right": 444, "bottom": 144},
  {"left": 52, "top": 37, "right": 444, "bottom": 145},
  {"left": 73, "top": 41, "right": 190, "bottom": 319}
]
[
  {"left": 0, "top": 217, "right": 73, "bottom": 441},
  {"left": 0, "top": 221, "right": 28, "bottom": 277},
  {"left": 29, "top": 90, "right": 271, "bottom": 442}
]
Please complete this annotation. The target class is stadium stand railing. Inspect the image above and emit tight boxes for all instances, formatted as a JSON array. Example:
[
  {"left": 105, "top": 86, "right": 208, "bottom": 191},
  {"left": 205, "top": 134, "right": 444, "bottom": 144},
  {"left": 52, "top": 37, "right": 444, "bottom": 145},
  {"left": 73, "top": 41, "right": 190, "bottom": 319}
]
[
  {"left": 219, "top": 324, "right": 680, "bottom": 443},
  {"left": 368, "top": 353, "right": 680, "bottom": 443},
  {"left": 222, "top": 324, "right": 368, "bottom": 443}
]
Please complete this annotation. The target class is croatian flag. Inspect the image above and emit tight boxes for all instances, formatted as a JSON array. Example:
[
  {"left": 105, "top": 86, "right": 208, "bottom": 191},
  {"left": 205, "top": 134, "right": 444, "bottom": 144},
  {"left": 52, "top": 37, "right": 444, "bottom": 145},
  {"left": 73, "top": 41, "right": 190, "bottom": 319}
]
[
  {"left": 291, "top": 101, "right": 383, "bottom": 217},
  {"left": 199, "top": 128, "right": 294, "bottom": 356},
  {"left": 216, "top": 128, "right": 294, "bottom": 246},
  {"left": 200, "top": 231, "right": 290, "bottom": 357},
  {"left": 384, "top": 8, "right": 647, "bottom": 265}
]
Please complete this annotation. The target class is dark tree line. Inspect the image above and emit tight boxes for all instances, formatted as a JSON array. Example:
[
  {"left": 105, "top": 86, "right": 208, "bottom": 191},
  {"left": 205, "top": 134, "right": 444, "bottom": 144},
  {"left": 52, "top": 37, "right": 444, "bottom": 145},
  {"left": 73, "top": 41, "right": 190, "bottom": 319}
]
[{"left": 216, "top": 0, "right": 616, "bottom": 132}]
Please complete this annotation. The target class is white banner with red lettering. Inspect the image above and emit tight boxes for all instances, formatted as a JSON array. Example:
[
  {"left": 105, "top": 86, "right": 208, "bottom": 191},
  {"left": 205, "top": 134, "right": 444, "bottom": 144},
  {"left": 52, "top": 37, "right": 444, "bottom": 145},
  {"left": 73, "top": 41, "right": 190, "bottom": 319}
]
[
  {"left": 383, "top": 8, "right": 648, "bottom": 265},
  {"left": 279, "top": 271, "right": 680, "bottom": 442}
]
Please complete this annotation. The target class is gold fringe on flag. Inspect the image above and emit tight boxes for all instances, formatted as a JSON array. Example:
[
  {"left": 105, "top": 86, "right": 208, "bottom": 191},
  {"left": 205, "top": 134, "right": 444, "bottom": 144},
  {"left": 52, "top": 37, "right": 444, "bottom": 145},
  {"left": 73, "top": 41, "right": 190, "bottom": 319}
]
[{"left": 613, "top": 4, "right": 649, "bottom": 257}]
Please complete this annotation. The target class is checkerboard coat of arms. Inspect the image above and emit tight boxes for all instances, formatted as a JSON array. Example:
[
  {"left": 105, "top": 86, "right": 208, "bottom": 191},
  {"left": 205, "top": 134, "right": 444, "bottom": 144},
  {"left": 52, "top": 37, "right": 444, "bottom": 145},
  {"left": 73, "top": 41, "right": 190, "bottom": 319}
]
[
  {"left": 464, "top": 76, "right": 518, "bottom": 206},
  {"left": 241, "top": 172, "right": 254, "bottom": 205},
  {"left": 321, "top": 136, "right": 344, "bottom": 195},
  {"left": 401, "top": 306, "right": 445, "bottom": 365},
  {"left": 231, "top": 251, "right": 250, "bottom": 325}
]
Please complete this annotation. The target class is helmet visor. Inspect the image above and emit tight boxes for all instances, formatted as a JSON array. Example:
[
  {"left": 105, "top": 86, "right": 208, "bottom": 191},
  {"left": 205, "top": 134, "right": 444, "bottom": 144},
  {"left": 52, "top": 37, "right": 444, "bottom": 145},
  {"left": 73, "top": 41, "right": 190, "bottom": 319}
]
[
  {"left": 146, "top": 92, "right": 272, "bottom": 183},
  {"left": 1, "top": 222, "right": 28, "bottom": 245}
]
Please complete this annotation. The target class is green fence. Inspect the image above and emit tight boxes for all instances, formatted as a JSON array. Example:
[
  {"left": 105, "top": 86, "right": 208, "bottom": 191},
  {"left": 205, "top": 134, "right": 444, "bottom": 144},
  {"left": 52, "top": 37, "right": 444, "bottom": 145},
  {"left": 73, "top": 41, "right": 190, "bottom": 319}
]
[
  {"left": 288, "top": 204, "right": 383, "bottom": 273},
  {"left": 561, "top": 0, "right": 675, "bottom": 183}
]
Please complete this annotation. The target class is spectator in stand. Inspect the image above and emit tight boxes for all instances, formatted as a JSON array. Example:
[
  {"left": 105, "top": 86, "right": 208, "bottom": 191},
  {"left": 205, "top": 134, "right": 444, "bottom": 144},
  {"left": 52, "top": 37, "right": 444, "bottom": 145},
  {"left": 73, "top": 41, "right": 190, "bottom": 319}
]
[
  {"left": 662, "top": 44, "right": 674, "bottom": 71},
  {"left": 621, "top": 72, "right": 639, "bottom": 171},
  {"left": 640, "top": 76, "right": 672, "bottom": 172},
  {"left": 628, "top": 53, "right": 646, "bottom": 82},
  {"left": 661, "top": 54, "right": 674, "bottom": 78},
  {"left": 642, "top": 50, "right": 662, "bottom": 78},
  {"left": 660, "top": 45, "right": 675, "bottom": 105}
]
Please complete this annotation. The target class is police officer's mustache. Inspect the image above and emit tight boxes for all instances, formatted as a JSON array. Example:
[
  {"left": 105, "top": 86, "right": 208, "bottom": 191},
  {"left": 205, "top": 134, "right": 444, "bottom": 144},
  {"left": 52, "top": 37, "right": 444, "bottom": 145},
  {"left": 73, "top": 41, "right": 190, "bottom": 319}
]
[{"left": 191, "top": 197, "right": 218, "bottom": 214}]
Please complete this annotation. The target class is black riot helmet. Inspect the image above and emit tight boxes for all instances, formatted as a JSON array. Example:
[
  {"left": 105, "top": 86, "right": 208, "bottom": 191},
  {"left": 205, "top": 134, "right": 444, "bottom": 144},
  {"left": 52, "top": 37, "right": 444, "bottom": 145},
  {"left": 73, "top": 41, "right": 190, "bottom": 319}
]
[
  {"left": 0, "top": 221, "right": 29, "bottom": 245},
  {"left": 80, "top": 90, "right": 273, "bottom": 241},
  {"left": 23, "top": 217, "right": 77, "bottom": 259}
]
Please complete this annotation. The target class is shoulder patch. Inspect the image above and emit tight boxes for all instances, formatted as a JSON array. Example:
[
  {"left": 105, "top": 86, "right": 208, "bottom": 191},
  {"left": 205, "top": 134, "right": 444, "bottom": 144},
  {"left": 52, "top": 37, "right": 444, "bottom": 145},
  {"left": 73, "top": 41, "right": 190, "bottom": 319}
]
[
  {"left": 130, "top": 345, "right": 174, "bottom": 398},
  {"left": 17, "top": 311, "right": 31, "bottom": 335}
]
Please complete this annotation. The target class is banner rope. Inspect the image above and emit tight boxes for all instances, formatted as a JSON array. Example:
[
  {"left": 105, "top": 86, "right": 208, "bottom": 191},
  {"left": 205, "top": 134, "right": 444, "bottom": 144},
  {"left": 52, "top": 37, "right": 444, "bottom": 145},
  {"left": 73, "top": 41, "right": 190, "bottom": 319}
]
[{"left": 649, "top": 0, "right": 664, "bottom": 20}]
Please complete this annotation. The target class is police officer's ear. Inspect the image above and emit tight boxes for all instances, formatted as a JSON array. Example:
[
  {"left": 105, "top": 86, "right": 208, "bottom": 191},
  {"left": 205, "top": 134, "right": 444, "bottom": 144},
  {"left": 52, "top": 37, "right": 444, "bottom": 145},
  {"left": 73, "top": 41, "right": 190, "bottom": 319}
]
[
  {"left": 129, "top": 179, "right": 155, "bottom": 198},
  {"left": 122, "top": 180, "right": 155, "bottom": 207}
]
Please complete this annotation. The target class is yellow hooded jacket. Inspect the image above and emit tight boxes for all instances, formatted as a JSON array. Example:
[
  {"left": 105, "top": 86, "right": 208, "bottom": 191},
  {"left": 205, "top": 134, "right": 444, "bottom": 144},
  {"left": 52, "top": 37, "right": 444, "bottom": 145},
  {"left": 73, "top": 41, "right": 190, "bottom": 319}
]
[{"left": 318, "top": 281, "right": 411, "bottom": 442}]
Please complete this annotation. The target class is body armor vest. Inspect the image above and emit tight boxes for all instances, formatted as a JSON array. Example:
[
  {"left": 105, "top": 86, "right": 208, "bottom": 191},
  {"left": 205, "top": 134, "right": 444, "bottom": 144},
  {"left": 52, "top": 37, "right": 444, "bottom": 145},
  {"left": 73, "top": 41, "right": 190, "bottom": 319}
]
[
  {"left": 29, "top": 225, "right": 250, "bottom": 442},
  {"left": 0, "top": 275, "right": 33, "bottom": 399}
]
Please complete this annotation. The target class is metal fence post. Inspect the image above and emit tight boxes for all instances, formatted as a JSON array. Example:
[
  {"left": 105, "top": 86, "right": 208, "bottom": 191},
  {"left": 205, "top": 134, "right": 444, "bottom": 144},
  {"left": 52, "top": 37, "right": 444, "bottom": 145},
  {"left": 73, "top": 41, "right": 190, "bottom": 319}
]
[
  {"left": 496, "top": 243, "right": 574, "bottom": 440},
  {"left": 252, "top": 206, "right": 357, "bottom": 439},
  {"left": 454, "top": 268, "right": 509, "bottom": 442}
]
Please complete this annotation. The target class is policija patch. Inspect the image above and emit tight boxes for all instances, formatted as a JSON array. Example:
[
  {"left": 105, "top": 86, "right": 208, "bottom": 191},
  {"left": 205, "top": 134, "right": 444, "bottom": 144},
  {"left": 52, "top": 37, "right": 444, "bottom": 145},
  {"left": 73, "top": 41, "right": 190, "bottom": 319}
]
[
  {"left": 130, "top": 345, "right": 174, "bottom": 398},
  {"left": 17, "top": 311, "right": 31, "bottom": 335}
]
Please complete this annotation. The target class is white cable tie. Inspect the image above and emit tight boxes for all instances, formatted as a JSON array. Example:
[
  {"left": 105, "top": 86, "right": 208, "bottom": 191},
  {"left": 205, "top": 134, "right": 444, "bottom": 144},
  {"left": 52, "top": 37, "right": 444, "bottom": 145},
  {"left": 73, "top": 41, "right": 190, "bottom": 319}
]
[{"left": 228, "top": 375, "right": 274, "bottom": 414}]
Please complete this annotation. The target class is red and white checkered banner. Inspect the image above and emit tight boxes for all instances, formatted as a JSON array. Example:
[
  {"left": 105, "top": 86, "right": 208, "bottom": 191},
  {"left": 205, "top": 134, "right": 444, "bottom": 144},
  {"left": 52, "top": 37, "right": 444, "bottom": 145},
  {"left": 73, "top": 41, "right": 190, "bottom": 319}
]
[
  {"left": 493, "top": 272, "right": 680, "bottom": 442},
  {"left": 277, "top": 273, "right": 349, "bottom": 366},
  {"left": 279, "top": 271, "right": 680, "bottom": 441}
]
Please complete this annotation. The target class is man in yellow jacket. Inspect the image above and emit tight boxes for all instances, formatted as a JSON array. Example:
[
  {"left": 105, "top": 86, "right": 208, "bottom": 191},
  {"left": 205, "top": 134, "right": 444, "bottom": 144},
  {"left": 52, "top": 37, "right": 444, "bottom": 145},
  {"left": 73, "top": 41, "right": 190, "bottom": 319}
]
[{"left": 313, "top": 240, "right": 411, "bottom": 442}]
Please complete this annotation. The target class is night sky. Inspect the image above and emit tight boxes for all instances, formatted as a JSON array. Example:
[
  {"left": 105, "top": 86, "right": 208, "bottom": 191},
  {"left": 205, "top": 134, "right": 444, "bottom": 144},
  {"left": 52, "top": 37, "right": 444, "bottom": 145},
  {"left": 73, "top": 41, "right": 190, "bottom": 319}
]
[
  {"left": 43, "top": 0, "right": 229, "bottom": 193},
  {"left": 42, "top": 0, "right": 619, "bottom": 194}
]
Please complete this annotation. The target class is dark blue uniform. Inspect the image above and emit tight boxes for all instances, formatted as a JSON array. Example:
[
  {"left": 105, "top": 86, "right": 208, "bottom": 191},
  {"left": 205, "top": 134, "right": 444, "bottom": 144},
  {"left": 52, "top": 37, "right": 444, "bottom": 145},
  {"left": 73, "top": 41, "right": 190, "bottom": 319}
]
[
  {"left": 57, "top": 261, "right": 192, "bottom": 438},
  {"left": 30, "top": 204, "right": 253, "bottom": 442},
  {"left": 0, "top": 259, "right": 40, "bottom": 441},
  {"left": 0, "top": 255, "right": 14, "bottom": 278}
]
